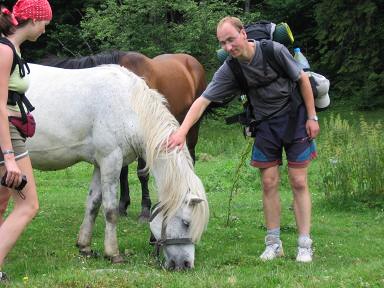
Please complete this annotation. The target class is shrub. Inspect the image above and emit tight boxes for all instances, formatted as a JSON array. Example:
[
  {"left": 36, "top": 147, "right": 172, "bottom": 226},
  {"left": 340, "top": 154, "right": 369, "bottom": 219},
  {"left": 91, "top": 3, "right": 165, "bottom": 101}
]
[{"left": 318, "top": 114, "right": 384, "bottom": 207}]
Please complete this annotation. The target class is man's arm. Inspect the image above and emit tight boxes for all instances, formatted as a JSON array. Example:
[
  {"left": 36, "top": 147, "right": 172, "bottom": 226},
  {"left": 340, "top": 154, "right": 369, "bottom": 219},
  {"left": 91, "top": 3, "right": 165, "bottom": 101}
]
[
  {"left": 167, "top": 96, "right": 211, "bottom": 149},
  {"left": 298, "top": 71, "right": 320, "bottom": 139}
]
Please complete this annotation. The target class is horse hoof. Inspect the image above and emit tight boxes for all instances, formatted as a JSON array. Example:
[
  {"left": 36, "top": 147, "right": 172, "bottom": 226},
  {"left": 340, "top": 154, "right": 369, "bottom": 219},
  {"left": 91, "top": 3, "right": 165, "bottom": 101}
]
[
  {"left": 79, "top": 249, "right": 100, "bottom": 258},
  {"left": 106, "top": 255, "right": 126, "bottom": 264},
  {"left": 138, "top": 208, "right": 150, "bottom": 223}
]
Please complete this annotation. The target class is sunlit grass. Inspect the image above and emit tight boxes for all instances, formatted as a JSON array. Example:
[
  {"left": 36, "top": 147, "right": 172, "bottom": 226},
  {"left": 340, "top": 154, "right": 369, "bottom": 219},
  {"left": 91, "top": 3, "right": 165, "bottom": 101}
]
[{"left": 3, "top": 109, "right": 384, "bottom": 287}]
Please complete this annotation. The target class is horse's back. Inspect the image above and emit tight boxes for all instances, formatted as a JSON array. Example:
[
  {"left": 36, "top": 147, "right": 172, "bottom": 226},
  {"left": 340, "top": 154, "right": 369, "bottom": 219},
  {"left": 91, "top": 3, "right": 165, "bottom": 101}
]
[
  {"left": 153, "top": 53, "right": 207, "bottom": 97},
  {"left": 118, "top": 52, "right": 155, "bottom": 85},
  {"left": 149, "top": 54, "right": 206, "bottom": 121},
  {"left": 28, "top": 64, "right": 135, "bottom": 117},
  {"left": 153, "top": 53, "right": 206, "bottom": 96},
  {"left": 26, "top": 64, "right": 140, "bottom": 170}
]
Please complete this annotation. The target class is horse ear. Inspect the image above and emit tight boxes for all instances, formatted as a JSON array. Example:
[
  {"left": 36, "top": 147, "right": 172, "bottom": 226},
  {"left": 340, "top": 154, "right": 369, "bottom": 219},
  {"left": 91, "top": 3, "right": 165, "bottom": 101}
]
[{"left": 189, "top": 197, "right": 204, "bottom": 206}]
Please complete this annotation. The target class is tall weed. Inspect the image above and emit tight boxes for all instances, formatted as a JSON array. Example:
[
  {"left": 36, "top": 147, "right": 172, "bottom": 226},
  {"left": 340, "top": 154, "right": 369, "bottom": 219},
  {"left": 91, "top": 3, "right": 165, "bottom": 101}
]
[{"left": 318, "top": 114, "right": 384, "bottom": 207}]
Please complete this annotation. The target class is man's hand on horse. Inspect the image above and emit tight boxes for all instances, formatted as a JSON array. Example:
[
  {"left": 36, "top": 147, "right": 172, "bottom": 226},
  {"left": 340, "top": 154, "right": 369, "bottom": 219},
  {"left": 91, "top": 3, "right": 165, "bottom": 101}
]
[{"left": 167, "top": 130, "right": 186, "bottom": 150}]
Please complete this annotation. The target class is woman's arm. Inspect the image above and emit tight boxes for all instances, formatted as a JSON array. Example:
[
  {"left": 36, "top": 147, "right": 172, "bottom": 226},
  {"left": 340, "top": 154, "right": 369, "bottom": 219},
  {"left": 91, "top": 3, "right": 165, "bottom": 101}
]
[{"left": 0, "top": 44, "right": 22, "bottom": 187}]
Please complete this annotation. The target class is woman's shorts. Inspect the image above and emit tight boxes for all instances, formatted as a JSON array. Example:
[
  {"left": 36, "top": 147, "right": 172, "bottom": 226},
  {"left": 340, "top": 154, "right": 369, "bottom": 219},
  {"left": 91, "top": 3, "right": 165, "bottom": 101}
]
[
  {"left": 0, "top": 123, "right": 28, "bottom": 166},
  {"left": 250, "top": 105, "right": 317, "bottom": 169}
]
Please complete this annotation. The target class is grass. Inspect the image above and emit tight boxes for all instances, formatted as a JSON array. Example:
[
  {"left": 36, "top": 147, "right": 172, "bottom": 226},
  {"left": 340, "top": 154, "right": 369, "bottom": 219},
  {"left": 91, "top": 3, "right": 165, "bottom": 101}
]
[{"left": 2, "top": 108, "right": 384, "bottom": 287}]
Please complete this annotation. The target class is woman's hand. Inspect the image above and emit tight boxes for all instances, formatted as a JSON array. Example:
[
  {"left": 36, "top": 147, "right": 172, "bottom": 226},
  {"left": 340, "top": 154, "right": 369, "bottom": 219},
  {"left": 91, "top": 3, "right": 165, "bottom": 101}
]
[{"left": 3, "top": 154, "right": 22, "bottom": 189}]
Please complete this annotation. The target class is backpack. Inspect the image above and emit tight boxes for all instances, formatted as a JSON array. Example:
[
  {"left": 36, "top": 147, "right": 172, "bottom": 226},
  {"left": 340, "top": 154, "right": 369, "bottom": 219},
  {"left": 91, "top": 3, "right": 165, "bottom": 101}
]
[
  {"left": 222, "top": 21, "right": 330, "bottom": 138},
  {"left": 0, "top": 37, "right": 34, "bottom": 122}
]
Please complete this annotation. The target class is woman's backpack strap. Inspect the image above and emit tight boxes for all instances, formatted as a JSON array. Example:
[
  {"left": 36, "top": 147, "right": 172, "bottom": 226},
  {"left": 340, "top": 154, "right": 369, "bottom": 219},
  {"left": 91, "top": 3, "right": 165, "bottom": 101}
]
[{"left": 0, "top": 37, "right": 30, "bottom": 77}]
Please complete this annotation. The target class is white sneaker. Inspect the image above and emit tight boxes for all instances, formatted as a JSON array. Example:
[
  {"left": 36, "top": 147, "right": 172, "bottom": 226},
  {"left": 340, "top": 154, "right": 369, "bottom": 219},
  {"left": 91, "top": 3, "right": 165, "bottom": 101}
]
[
  {"left": 296, "top": 237, "right": 313, "bottom": 263},
  {"left": 259, "top": 236, "right": 284, "bottom": 261}
]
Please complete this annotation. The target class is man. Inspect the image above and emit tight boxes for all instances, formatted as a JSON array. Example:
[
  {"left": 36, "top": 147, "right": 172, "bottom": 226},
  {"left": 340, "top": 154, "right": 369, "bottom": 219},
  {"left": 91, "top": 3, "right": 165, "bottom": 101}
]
[{"left": 168, "top": 16, "right": 319, "bottom": 262}]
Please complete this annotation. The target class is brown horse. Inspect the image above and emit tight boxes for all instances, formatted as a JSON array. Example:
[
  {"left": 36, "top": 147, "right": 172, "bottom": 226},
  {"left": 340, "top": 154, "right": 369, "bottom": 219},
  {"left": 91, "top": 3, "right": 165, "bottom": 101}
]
[{"left": 38, "top": 51, "right": 206, "bottom": 221}]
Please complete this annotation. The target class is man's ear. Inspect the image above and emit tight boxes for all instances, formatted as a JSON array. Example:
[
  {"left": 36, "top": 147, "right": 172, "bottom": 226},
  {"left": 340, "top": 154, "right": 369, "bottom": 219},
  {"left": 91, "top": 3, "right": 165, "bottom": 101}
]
[{"left": 241, "top": 28, "right": 247, "bottom": 39}]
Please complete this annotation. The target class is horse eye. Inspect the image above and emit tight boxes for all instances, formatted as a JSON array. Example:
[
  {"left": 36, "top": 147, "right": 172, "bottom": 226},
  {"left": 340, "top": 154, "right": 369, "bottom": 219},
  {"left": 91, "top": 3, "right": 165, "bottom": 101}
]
[{"left": 182, "top": 219, "right": 190, "bottom": 228}]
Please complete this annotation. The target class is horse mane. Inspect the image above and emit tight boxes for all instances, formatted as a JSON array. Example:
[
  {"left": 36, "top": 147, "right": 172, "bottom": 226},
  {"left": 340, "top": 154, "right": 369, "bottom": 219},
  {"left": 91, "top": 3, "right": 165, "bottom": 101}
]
[
  {"left": 121, "top": 67, "right": 209, "bottom": 243},
  {"left": 37, "top": 51, "right": 125, "bottom": 69}
]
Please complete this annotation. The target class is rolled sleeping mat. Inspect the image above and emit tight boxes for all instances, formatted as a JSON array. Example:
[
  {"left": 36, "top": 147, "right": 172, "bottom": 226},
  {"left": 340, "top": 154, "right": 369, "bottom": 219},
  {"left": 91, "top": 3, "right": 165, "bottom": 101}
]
[
  {"left": 216, "top": 48, "right": 229, "bottom": 64},
  {"left": 273, "top": 22, "right": 294, "bottom": 46}
]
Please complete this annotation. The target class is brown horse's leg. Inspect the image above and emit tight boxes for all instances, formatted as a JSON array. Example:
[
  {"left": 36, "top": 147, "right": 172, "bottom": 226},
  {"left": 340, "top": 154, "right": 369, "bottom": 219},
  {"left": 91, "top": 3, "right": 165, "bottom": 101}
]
[
  {"left": 186, "top": 121, "right": 201, "bottom": 164},
  {"left": 118, "top": 166, "right": 130, "bottom": 217},
  {"left": 137, "top": 157, "right": 151, "bottom": 222}
]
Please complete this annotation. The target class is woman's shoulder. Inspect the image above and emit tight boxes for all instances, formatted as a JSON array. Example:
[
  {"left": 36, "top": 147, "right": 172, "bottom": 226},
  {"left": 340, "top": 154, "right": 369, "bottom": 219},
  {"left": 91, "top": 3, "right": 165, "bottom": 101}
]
[
  {"left": 0, "top": 43, "right": 14, "bottom": 71},
  {"left": 0, "top": 42, "right": 14, "bottom": 57}
]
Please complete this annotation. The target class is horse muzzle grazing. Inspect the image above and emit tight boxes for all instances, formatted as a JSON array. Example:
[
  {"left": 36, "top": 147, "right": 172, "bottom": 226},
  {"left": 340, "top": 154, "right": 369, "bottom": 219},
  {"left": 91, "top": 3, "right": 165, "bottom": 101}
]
[{"left": 149, "top": 196, "right": 205, "bottom": 270}]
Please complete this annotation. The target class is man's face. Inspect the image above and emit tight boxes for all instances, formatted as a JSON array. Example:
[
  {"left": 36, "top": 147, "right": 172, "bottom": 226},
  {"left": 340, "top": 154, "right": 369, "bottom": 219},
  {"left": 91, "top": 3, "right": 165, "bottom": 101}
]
[{"left": 217, "top": 22, "right": 247, "bottom": 58}]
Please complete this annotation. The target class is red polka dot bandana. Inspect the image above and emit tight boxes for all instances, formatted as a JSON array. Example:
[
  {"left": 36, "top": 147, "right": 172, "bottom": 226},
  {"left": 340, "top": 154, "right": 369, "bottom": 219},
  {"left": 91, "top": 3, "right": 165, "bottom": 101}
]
[
  {"left": 13, "top": 0, "right": 52, "bottom": 21},
  {"left": 1, "top": 8, "right": 18, "bottom": 26}
]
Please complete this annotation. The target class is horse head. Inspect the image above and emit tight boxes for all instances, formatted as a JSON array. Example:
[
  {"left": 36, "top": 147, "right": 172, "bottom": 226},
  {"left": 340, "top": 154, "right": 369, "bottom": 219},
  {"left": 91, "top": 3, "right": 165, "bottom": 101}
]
[{"left": 149, "top": 194, "right": 206, "bottom": 270}]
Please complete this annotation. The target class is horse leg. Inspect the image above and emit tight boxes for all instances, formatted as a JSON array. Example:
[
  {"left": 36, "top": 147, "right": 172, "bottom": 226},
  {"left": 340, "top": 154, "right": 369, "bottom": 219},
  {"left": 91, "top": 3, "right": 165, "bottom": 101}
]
[
  {"left": 99, "top": 151, "right": 124, "bottom": 263},
  {"left": 137, "top": 157, "right": 151, "bottom": 222},
  {"left": 186, "top": 123, "right": 200, "bottom": 164},
  {"left": 118, "top": 165, "right": 130, "bottom": 217},
  {"left": 77, "top": 166, "right": 102, "bottom": 256}
]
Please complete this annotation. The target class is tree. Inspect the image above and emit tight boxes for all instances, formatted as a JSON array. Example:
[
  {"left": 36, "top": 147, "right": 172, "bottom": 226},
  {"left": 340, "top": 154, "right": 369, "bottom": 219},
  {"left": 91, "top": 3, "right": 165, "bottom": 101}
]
[
  {"left": 79, "top": 0, "right": 260, "bottom": 69},
  {"left": 313, "top": 0, "right": 383, "bottom": 109}
]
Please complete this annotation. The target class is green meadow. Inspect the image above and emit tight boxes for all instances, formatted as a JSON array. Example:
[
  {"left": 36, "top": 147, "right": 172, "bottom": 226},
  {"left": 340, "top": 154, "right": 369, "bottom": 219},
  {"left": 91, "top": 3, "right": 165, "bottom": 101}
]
[{"left": 3, "top": 107, "right": 383, "bottom": 287}]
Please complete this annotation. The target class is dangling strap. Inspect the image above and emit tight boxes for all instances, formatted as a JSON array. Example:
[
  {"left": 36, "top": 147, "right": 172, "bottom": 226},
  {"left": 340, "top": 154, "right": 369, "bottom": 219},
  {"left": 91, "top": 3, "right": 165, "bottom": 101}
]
[{"left": 17, "top": 57, "right": 30, "bottom": 78}]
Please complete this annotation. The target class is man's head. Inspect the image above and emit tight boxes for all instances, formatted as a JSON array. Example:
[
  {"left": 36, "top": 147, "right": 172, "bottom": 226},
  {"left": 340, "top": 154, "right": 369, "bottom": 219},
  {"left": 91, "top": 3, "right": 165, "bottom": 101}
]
[{"left": 216, "top": 16, "right": 249, "bottom": 59}]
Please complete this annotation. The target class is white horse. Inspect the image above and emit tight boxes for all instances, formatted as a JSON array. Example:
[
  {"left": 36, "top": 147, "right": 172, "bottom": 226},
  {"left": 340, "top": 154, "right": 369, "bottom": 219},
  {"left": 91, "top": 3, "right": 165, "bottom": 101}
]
[{"left": 25, "top": 64, "right": 209, "bottom": 269}]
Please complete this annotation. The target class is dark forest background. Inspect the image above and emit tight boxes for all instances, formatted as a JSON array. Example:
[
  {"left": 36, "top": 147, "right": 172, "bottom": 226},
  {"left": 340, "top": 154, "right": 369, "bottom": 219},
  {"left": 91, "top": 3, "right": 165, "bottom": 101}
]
[{"left": 2, "top": 0, "right": 383, "bottom": 109}]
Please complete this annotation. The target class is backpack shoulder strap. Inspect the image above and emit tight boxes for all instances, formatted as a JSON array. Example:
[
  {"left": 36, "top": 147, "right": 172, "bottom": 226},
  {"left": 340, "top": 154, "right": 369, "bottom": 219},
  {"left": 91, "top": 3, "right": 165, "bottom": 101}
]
[
  {"left": 226, "top": 56, "right": 249, "bottom": 96},
  {"left": 0, "top": 37, "right": 18, "bottom": 75},
  {"left": 225, "top": 56, "right": 255, "bottom": 127},
  {"left": 259, "top": 39, "right": 288, "bottom": 78},
  {"left": 0, "top": 37, "right": 29, "bottom": 77}
]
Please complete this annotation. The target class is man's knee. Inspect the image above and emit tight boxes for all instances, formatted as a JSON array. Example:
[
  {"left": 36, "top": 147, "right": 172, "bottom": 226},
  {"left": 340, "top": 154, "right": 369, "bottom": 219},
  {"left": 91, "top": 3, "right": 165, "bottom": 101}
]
[
  {"left": 290, "top": 175, "right": 308, "bottom": 194},
  {"left": 262, "top": 176, "right": 279, "bottom": 194}
]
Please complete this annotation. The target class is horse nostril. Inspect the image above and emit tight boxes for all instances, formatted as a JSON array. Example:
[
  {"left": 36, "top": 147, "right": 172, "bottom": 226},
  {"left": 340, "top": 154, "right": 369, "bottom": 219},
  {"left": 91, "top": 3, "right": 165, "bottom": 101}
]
[{"left": 184, "top": 261, "right": 192, "bottom": 269}]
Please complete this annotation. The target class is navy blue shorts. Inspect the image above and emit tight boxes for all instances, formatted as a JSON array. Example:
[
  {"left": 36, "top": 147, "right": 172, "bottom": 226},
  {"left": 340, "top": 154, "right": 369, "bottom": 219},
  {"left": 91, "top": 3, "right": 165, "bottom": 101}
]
[{"left": 250, "top": 105, "right": 317, "bottom": 168}]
